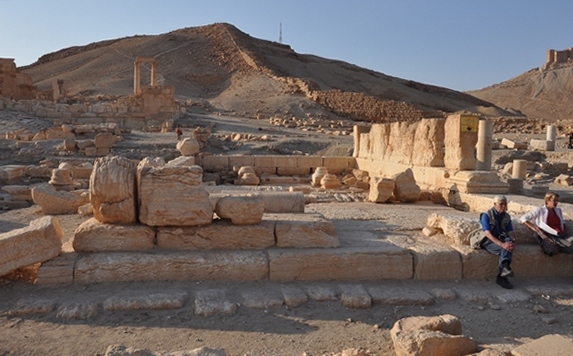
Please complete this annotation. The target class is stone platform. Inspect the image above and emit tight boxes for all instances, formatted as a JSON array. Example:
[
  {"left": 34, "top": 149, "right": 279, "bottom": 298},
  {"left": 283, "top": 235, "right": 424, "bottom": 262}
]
[{"left": 36, "top": 193, "right": 573, "bottom": 285}]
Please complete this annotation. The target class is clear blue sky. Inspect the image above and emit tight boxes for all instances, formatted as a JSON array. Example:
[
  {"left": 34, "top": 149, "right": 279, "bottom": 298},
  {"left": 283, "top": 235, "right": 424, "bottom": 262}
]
[{"left": 1, "top": 0, "right": 572, "bottom": 91}]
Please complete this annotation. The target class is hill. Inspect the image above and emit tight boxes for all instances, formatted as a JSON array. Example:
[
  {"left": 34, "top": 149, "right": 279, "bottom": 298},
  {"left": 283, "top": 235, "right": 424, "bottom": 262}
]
[
  {"left": 20, "top": 23, "right": 513, "bottom": 122},
  {"left": 468, "top": 63, "right": 573, "bottom": 122}
]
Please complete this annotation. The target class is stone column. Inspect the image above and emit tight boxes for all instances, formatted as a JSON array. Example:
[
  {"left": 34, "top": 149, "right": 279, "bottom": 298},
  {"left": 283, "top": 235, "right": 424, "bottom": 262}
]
[
  {"left": 512, "top": 159, "right": 527, "bottom": 179},
  {"left": 151, "top": 61, "right": 157, "bottom": 86},
  {"left": 352, "top": 125, "right": 369, "bottom": 157},
  {"left": 475, "top": 119, "right": 493, "bottom": 171},
  {"left": 546, "top": 125, "right": 556, "bottom": 151},
  {"left": 133, "top": 60, "right": 141, "bottom": 95}
]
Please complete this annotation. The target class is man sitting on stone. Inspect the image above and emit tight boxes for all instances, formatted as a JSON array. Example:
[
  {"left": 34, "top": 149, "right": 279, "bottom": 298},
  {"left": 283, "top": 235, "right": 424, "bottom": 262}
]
[{"left": 477, "top": 195, "right": 517, "bottom": 289}]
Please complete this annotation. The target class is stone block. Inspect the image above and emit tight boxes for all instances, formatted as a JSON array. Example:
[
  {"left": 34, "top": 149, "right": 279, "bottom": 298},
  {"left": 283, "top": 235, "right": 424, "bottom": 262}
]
[
  {"left": 511, "top": 334, "right": 573, "bottom": 356},
  {"left": 94, "top": 132, "right": 117, "bottom": 148},
  {"left": 297, "top": 156, "right": 323, "bottom": 169},
  {"left": 0, "top": 216, "right": 63, "bottom": 276},
  {"left": 554, "top": 174, "right": 573, "bottom": 186},
  {"left": 268, "top": 246, "right": 412, "bottom": 281},
  {"left": 368, "top": 176, "right": 394, "bottom": 203},
  {"left": 453, "top": 245, "right": 498, "bottom": 279},
  {"left": 31, "top": 184, "right": 87, "bottom": 215},
  {"left": 73, "top": 218, "right": 156, "bottom": 252},
  {"left": 36, "top": 251, "right": 77, "bottom": 285},
  {"left": 255, "top": 166, "right": 276, "bottom": 175},
  {"left": 444, "top": 114, "right": 478, "bottom": 170},
  {"left": 1, "top": 185, "right": 32, "bottom": 201},
  {"left": 228, "top": 155, "right": 255, "bottom": 168},
  {"left": 276, "top": 167, "right": 311, "bottom": 176},
  {"left": 90, "top": 156, "right": 137, "bottom": 224},
  {"left": 392, "top": 168, "right": 421, "bottom": 203},
  {"left": 530, "top": 139, "right": 550, "bottom": 151},
  {"left": 139, "top": 165, "right": 213, "bottom": 226},
  {"left": 176, "top": 137, "right": 200, "bottom": 156},
  {"left": 165, "top": 156, "right": 196, "bottom": 167},
  {"left": 215, "top": 194, "right": 264, "bottom": 225},
  {"left": 199, "top": 155, "right": 229, "bottom": 170},
  {"left": 322, "top": 156, "right": 351, "bottom": 174},
  {"left": 0, "top": 165, "right": 26, "bottom": 184},
  {"left": 74, "top": 250, "right": 269, "bottom": 283},
  {"left": 426, "top": 213, "right": 481, "bottom": 245},
  {"left": 501, "top": 138, "right": 528, "bottom": 150},
  {"left": 272, "top": 213, "right": 339, "bottom": 248},
  {"left": 157, "top": 220, "right": 275, "bottom": 250}
]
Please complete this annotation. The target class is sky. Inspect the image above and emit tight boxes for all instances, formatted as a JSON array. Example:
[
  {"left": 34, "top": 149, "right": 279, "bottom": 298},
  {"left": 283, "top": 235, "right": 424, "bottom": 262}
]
[{"left": 1, "top": 0, "right": 572, "bottom": 92}]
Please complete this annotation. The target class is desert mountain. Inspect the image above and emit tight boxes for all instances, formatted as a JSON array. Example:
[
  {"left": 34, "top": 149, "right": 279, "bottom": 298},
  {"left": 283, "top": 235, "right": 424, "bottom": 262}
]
[
  {"left": 468, "top": 62, "right": 573, "bottom": 122},
  {"left": 21, "top": 23, "right": 513, "bottom": 122}
]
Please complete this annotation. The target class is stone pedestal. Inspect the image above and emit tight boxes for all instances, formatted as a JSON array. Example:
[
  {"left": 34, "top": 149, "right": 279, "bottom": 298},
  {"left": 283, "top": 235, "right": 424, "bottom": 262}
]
[
  {"left": 446, "top": 171, "right": 508, "bottom": 194},
  {"left": 444, "top": 114, "right": 479, "bottom": 170},
  {"left": 507, "top": 178, "right": 523, "bottom": 194}
]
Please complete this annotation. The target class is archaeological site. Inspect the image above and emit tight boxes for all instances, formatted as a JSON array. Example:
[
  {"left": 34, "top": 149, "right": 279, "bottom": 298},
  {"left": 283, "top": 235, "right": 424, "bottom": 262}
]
[{"left": 2, "top": 23, "right": 573, "bottom": 356}]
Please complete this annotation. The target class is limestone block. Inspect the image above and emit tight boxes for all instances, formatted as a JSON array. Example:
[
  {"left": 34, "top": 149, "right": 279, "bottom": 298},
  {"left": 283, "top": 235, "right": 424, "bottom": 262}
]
[
  {"left": 446, "top": 171, "right": 508, "bottom": 194},
  {"left": 74, "top": 250, "right": 269, "bottom": 283},
  {"left": 388, "top": 236, "right": 462, "bottom": 280},
  {"left": 36, "top": 251, "right": 77, "bottom": 285},
  {"left": 268, "top": 245, "right": 412, "bottom": 281},
  {"left": 85, "top": 146, "right": 97, "bottom": 156},
  {"left": 391, "top": 315, "right": 475, "bottom": 356},
  {"left": 96, "top": 147, "right": 110, "bottom": 156},
  {"left": 554, "top": 174, "right": 573, "bottom": 186},
  {"left": 176, "top": 137, "right": 200, "bottom": 156},
  {"left": 412, "top": 118, "right": 445, "bottom": 167},
  {"left": 444, "top": 114, "right": 478, "bottom": 170},
  {"left": 530, "top": 139, "right": 550, "bottom": 151},
  {"left": 32, "top": 184, "right": 87, "bottom": 215},
  {"left": 1, "top": 185, "right": 32, "bottom": 201},
  {"left": 272, "top": 213, "right": 339, "bottom": 248},
  {"left": 368, "top": 176, "right": 394, "bottom": 203},
  {"left": 63, "top": 138, "right": 76, "bottom": 151},
  {"left": 320, "top": 173, "right": 341, "bottom": 189},
  {"left": 322, "top": 156, "right": 350, "bottom": 174},
  {"left": 0, "top": 216, "right": 63, "bottom": 276},
  {"left": 392, "top": 168, "right": 421, "bottom": 203},
  {"left": 90, "top": 156, "right": 137, "bottom": 224},
  {"left": 76, "top": 139, "right": 94, "bottom": 150},
  {"left": 157, "top": 220, "right": 275, "bottom": 250},
  {"left": 0, "top": 165, "right": 26, "bottom": 184},
  {"left": 511, "top": 334, "right": 573, "bottom": 356},
  {"left": 297, "top": 156, "right": 323, "bottom": 169},
  {"left": 165, "top": 156, "right": 196, "bottom": 167},
  {"left": 215, "top": 194, "right": 264, "bottom": 225},
  {"left": 261, "top": 191, "right": 305, "bottom": 213},
  {"left": 235, "top": 172, "right": 260, "bottom": 186},
  {"left": 426, "top": 213, "right": 481, "bottom": 245},
  {"left": 139, "top": 165, "right": 213, "bottom": 226},
  {"left": 368, "top": 286, "right": 435, "bottom": 305},
  {"left": 228, "top": 156, "right": 255, "bottom": 168},
  {"left": 199, "top": 155, "right": 229, "bottom": 170},
  {"left": 255, "top": 166, "right": 276, "bottom": 175},
  {"left": 194, "top": 289, "right": 238, "bottom": 317},
  {"left": 94, "top": 132, "right": 117, "bottom": 148},
  {"left": 73, "top": 218, "right": 156, "bottom": 252},
  {"left": 501, "top": 138, "right": 527, "bottom": 150}
]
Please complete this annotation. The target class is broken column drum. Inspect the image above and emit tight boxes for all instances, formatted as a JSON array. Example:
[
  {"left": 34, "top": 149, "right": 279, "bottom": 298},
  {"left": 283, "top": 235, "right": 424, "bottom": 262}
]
[{"left": 475, "top": 119, "right": 492, "bottom": 171}]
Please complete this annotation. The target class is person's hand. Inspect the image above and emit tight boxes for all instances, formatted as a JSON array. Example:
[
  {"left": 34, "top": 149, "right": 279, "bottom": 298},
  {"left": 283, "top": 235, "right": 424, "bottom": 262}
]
[{"left": 501, "top": 241, "right": 515, "bottom": 252}]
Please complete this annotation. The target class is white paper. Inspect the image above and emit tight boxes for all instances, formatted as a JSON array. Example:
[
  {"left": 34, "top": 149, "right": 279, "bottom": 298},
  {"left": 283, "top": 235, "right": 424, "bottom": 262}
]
[{"left": 539, "top": 221, "right": 559, "bottom": 236}]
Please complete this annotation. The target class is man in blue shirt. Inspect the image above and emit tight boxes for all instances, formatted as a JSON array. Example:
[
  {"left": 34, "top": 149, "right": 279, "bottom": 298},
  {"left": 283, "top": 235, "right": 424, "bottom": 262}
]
[{"left": 479, "top": 195, "right": 517, "bottom": 289}]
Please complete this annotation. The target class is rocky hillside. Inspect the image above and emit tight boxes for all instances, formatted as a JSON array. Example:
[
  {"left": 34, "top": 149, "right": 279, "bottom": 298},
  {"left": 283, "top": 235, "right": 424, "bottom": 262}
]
[
  {"left": 468, "top": 63, "right": 573, "bottom": 122},
  {"left": 21, "top": 23, "right": 513, "bottom": 122}
]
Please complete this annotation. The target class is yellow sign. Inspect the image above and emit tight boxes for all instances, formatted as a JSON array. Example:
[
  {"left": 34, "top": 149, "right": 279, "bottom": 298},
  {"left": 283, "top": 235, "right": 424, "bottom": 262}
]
[{"left": 460, "top": 115, "right": 479, "bottom": 133}]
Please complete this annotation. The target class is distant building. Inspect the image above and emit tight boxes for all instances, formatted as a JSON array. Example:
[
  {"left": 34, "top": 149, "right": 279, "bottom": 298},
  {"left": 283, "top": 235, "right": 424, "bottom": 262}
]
[
  {"left": 0, "top": 58, "right": 37, "bottom": 100},
  {"left": 543, "top": 48, "right": 573, "bottom": 70}
]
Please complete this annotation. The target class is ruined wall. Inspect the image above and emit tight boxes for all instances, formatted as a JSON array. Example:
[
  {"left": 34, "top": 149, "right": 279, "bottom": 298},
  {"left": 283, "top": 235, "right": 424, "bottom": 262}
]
[
  {"left": 543, "top": 48, "right": 573, "bottom": 70},
  {"left": 0, "top": 58, "right": 37, "bottom": 100}
]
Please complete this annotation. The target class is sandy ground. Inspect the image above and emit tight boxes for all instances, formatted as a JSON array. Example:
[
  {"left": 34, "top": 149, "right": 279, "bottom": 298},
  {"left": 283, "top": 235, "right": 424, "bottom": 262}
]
[{"left": 2, "top": 111, "right": 573, "bottom": 355}]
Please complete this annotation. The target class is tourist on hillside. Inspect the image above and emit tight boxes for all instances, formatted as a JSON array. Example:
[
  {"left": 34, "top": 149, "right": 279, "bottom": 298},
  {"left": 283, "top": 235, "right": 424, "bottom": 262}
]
[
  {"left": 475, "top": 195, "right": 517, "bottom": 289},
  {"left": 176, "top": 125, "right": 183, "bottom": 140},
  {"left": 520, "top": 191, "right": 573, "bottom": 256}
]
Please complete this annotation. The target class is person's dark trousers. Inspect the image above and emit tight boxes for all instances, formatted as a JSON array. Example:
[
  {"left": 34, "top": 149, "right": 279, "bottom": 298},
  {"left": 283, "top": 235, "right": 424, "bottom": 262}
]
[
  {"left": 481, "top": 236, "right": 512, "bottom": 274},
  {"left": 534, "top": 233, "right": 573, "bottom": 254}
]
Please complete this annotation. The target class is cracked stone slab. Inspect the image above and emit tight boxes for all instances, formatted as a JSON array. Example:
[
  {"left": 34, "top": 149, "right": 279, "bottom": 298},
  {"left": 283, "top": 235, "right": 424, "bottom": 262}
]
[
  {"left": 8, "top": 298, "right": 57, "bottom": 316},
  {"left": 455, "top": 288, "right": 490, "bottom": 303},
  {"left": 368, "top": 286, "right": 435, "bottom": 306},
  {"left": 430, "top": 288, "right": 458, "bottom": 300},
  {"left": 494, "top": 290, "right": 532, "bottom": 303},
  {"left": 194, "top": 289, "right": 238, "bottom": 317},
  {"left": 338, "top": 284, "right": 371, "bottom": 309},
  {"left": 103, "top": 292, "right": 188, "bottom": 311},
  {"left": 281, "top": 285, "right": 308, "bottom": 308},
  {"left": 306, "top": 285, "right": 338, "bottom": 301},
  {"left": 56, "top": 302, "right": 98, "bottom": 320},
  {"left": 241, "top": 288, "right": 284, "bottom": 309}
]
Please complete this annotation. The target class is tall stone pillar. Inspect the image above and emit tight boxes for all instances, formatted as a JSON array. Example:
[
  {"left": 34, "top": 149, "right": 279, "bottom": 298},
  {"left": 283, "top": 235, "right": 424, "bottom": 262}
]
[
  {"left": 352, "top": 125, "right": 369, "bottom": 157},
  {"left": 151, "top": 62, "right": 157, "bottom": 86},
  {"left": 444, "top": 114, "right": 479, "bottom": 170},
  {"left": 512, "top": 159, "right": 528, "bottom": 179},
  {"left": 476, "top": 119, "right": 493, "bottom": 171},
  {"left": 133, "top": 60, "right": 141, "bottom": 95},
  {"left": 546, "top": 125, "right": 556, "bottom": 151}
]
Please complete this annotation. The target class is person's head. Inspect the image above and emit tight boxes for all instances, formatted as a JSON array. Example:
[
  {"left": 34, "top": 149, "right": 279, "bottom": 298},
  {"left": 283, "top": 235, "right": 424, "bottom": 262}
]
[
  {"left": 493, "top": 195, "right": 508, "bottom": 213},
  {"left": 544, "top": 191, "right": 560, "bottom": 209}
]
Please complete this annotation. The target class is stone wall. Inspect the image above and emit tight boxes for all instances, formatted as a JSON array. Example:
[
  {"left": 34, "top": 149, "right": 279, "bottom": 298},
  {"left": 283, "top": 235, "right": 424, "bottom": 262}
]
[
  {"left": 0, "top": 58, "right": 37, "bottom": 100},
  {"left": 543, "top": 48, "right": 573, "bottom": 70}
]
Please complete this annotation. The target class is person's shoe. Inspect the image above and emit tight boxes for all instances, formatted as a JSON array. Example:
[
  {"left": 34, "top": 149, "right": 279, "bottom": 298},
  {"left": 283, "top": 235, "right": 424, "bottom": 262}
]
[
  {"left": 496, "top": 275, "right": 513, "bottom": 289},
  {"left": 500, "top": 266, "right": 514, "bottom": 278}
]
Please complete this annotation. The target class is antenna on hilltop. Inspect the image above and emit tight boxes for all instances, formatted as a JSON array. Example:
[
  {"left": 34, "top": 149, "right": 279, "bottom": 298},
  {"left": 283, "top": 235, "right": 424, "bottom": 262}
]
[{"left": 279, "top": 22, "right": 282, "bottom": 44}]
